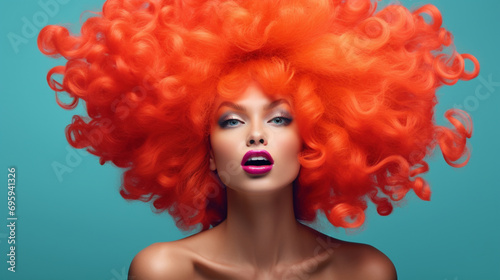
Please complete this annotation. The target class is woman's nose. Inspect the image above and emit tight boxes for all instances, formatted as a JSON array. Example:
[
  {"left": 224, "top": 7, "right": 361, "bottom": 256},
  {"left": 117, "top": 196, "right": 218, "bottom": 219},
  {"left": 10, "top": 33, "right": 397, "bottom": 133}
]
[
  {"left": 246, "top": 121, "right": 268, "bottom": 147},
  {"left": 248, "top": 138, "right": 265, "bottom": 145}
]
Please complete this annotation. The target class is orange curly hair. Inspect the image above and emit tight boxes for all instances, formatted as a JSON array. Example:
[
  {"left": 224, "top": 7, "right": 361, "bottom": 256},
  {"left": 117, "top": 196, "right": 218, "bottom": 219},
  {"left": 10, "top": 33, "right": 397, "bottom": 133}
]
[{"left": 38, "top": 0, "right": 479, "bottom": 231}]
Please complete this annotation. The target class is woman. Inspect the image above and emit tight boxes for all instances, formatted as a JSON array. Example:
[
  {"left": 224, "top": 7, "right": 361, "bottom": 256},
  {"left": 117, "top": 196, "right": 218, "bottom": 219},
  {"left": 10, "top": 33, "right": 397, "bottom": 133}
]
[{"left": 37, "top": 0, "right": 479, "bottom": 279}]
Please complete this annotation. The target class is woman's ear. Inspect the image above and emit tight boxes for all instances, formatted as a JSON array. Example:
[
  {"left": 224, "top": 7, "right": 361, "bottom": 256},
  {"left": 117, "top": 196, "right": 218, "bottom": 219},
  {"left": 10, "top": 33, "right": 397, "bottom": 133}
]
[
  {"left": 208, "top": 138, "right": 216, "bottom": 171},
  {"left": 209, "top": 150, "right": 216, "bottom": 171}
]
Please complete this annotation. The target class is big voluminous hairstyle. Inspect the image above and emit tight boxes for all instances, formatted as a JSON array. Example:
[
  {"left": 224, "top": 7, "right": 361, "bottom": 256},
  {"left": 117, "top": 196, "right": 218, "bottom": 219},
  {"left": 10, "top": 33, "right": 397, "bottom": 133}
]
[{"left": 38, "top": 0, "right": 479, "bottom": 231}]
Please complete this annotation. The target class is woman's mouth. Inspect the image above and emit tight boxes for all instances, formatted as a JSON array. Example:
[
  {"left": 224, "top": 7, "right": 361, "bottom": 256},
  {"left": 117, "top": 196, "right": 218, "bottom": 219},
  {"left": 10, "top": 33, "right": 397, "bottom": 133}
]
[{"left": 241, "top": 150, "right": 274, "bottom": 175}]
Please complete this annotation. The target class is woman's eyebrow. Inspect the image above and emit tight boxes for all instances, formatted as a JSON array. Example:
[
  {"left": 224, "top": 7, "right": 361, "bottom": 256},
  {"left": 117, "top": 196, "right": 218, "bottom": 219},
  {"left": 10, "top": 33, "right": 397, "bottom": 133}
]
[{"left": 217, "top": 99, "right": 291, "bottom": 112}]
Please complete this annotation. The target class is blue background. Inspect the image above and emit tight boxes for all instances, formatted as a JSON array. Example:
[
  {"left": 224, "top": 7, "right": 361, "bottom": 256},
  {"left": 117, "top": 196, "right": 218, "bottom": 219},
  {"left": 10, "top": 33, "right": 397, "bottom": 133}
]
[{"left": 1, "top": 0, "right": 499, "bottom": 279}]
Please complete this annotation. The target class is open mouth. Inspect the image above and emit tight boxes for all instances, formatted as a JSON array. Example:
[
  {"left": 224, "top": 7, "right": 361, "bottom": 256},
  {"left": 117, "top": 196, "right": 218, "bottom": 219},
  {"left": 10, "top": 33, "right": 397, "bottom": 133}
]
[
  {"left": 241, "top": 150, "right": 274, "bottom": 175},
  {"left": 243, "top": 156, "right": 272, "bottom": 166}
]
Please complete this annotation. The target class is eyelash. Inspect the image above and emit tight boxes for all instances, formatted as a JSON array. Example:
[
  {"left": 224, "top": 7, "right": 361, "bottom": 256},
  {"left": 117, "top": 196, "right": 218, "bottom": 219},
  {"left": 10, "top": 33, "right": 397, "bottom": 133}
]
[{"left": 219, "top": 114, "right": 293, "bottom": 128}]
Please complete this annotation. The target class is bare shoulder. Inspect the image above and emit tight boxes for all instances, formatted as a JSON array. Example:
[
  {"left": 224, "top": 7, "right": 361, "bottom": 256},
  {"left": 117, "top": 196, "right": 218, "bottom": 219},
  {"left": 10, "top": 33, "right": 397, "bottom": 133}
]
[
  {"left": 355, "top": 243, "right": 397, "bottom": 280},
  {"left": 334, "top": 241, "right": 397, "bottom": 280},
  {"left": 128, "top": 242, "right": 194, "bottom": 280},
  {"left": 298, "top": 226, "right": 396, "bottom": 280}
]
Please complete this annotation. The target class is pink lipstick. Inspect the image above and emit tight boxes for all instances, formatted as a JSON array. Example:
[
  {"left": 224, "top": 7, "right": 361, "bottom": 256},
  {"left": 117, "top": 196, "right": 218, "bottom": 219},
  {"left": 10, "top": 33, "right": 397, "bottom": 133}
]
[{"left": 241, "top": 150, "right": 274, "bottom": 175}]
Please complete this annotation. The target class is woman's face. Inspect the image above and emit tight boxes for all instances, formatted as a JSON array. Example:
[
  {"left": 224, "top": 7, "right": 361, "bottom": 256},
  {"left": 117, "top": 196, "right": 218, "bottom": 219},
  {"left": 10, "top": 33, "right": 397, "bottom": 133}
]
[{"left": 209, "top": 82, "right": 302, "bottom": 193}]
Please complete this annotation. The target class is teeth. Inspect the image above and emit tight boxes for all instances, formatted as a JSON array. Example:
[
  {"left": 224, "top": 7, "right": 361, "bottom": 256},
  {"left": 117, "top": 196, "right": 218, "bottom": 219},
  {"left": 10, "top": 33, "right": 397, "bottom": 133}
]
[
  {"left": 244, "top": 155, "right": 272, "bottom": 166},
  {"left": 247, "top": 156, "right": 267, "bottom": 161}
]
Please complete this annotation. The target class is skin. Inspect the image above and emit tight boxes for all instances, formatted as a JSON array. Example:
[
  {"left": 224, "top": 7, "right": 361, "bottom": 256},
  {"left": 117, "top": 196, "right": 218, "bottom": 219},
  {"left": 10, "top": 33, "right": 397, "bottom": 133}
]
[{"left": 128, "top": 82, "right": 398, "bottom": 280}]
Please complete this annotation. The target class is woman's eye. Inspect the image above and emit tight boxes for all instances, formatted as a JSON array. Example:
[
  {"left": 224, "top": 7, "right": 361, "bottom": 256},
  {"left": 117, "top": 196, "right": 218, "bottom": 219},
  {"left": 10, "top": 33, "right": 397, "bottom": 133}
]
[
  {"left": 220, "top": 119, "right": 242, "bottom": 128},
  {"left": 219, "top": 116, "right": 292, "bottom": 128},
  {"left": 270, "top": 117, "right": 292, "bottom": 126}
]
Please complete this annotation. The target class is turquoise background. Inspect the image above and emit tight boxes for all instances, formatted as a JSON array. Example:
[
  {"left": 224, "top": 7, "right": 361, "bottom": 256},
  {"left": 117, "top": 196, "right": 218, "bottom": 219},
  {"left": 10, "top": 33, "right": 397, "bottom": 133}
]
[{"left": 1, "top": 0, "right": 499, "bottom": 279}]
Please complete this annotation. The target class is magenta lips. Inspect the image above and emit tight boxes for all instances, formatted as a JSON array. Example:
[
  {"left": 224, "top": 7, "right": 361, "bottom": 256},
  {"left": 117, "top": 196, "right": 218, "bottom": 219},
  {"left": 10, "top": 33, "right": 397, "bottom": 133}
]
[{"left": 241, "top": 150, "right": 274, "bottom": 175}]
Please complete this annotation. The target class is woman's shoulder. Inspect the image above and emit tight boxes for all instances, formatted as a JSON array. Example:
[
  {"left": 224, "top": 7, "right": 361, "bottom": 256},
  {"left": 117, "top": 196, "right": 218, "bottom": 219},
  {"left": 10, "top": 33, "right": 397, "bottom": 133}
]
[
  {"left": 128, "top": 241, "right": 195, "bottom": 280},
  {"left": 328, "top": 238, "right": 397, "bottom": 280},
  {"left": 303, "top": 226, "right": 396, "bottom": 279},
  {"left": 127, "top": 235, "right": 249, "bottom": 280}
]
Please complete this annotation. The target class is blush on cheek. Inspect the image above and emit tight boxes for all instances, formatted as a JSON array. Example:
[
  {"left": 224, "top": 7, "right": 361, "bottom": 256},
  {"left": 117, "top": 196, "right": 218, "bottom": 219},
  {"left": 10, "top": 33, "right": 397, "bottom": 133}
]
[
  {"left": 274, "top": 134, "right": 301, "bottom": 165},
  {"left": 280, "top": 131, "right": 301, "bottom": 150},
  {"left": 211, "top": 135, "right": 243, "bottom": 185}
]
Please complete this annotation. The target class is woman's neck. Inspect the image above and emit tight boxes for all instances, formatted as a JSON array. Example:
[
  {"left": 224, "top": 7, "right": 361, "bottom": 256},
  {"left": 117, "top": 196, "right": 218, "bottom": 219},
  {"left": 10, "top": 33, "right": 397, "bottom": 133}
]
[{"left": 216, "top": 183, "right": 311, "bottom": 272}]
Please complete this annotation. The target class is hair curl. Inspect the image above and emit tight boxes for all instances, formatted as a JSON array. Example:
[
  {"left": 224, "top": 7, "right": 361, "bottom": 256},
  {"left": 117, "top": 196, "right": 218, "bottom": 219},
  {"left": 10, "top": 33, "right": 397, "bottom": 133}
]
[{"left": 38, "top": 0, "right": 479, "bottom": 231}]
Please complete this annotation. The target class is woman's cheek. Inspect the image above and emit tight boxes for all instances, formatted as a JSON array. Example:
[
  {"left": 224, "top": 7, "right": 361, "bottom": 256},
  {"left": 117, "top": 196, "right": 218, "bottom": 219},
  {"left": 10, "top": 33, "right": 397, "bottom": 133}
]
[
  {"left": 277, "top": 130, "right": 301, "bottom": 153},
  {"left": 212, "top": 133, "right": 241, "bottom": 185}
]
